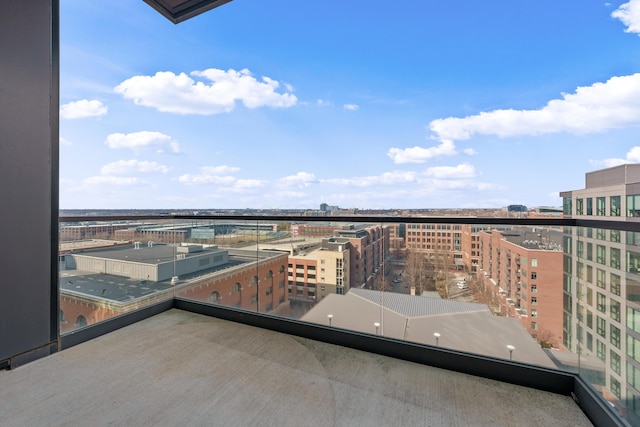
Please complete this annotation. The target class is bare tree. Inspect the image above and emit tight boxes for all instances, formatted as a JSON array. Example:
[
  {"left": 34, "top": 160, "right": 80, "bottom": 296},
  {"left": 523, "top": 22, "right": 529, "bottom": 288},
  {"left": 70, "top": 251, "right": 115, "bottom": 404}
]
[{"left": 405, "top": 248, "right": 431, "bottom": 295}]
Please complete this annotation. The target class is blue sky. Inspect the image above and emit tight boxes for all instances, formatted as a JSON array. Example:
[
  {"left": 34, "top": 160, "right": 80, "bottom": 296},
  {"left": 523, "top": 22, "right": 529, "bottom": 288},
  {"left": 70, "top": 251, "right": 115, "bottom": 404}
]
[{"left": 59, "top": 0, "right": 640, "bottom": 210}]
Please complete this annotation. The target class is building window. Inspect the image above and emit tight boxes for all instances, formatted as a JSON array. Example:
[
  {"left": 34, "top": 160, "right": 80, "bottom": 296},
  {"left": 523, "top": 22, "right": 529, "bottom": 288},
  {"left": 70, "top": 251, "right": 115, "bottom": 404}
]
[
  {"left": 531, "top": 284, "right": 537, "bottom": 293},
  {"left": 75, "top": 315, "right": 87, "bottom": 328},
  {"left": 586, "top": 333, "right": 593, "bottom": 351},
  {"left": 596, "top": 228, "right": 606, "bottom": 241},
  {"left": 530, "top": 296, "right": 537, "bottom": 305},
  {"left": 596, "top": 245, "right": 606, "bottom": 265},
  {"left": 628, "top": 194, "right": 640, "bottom": 217},
  {"left": 586, "top": 198, "right": 593, "bottom": 215},
  {"left": 596, "top": 269, "right": 606, "bottom": 289},
  {"left": 279, "top": 280, "right": 285, "bottom": 289},
  {"left": 531, "top": 272, "right": 537, "bottom": 280},
  {"left": 266, "top": 286, "right": 273, "bottom": 296},
  {"left": 610, "top": 325, "right": 620, "bottom": 349},
  {"left": 586, "top": 243, "right": 593, "bottom": 261},
  {"left": 233, "top": 283, "right": 241, "bottom": 293},
  {"left": 610, "top": 229, "right": 620, "bottom": 243},
  {"left": 610, "top": 273, "right": 621, "bottom": 296},
  {"left": 576, "top": 198, "right": 584, "bottom": 215},
  {"left": 610, "top": 377, "right": 621, "bottom": 400},
  {"left": 576, "top": 241, "right": 584, "bottom": 258},
  {"left": 597, "top": 293, "right": 606, "bottom": 313},
  {"left": 531, "top": 258, "right": 538, "bottom": 267},
  {"left": 596, "top": 340, "right": 606, "bottom": 362},
  {"left": 629, "top": 250, "right": 640, "bottom": 275},
  {"left": 610, "top": 248, "right": 621, "bottom": 270},
  {"left": 531, "top": 309, "right": 537, "bottom": 318},
  {"left": 610, "top": 299, "right": 620, "bottom": 323},
  {"left": 531, "top": 322, "right": 537, "bottom": 330},
  {"left": 629, "top": 307, "right": 640, "bottom": 334},
  {"left": 563, "top": 197, "right": 572, "bottom": 215},
  {"left": 208, "top": 291, "right": 220, "bottom": 303},
  {"left": 596, "top": 197, "right": 606, "bottom": 216},
  {"left": 279, "top": 296, "right": 285, "bottom": 304},
  {"left": 596, "top": 316, "right": 606, "bottom": 338},
  {"left": 610, "top": 195, "right": 621, "bottom": 217}
]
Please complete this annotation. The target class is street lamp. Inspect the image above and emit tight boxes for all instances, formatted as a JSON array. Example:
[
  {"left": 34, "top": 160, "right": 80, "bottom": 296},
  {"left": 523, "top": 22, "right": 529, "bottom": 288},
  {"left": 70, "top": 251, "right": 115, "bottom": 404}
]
[
  {"left": 506, "top": 344, "right": 515, "bottom": 360},
  {"left": 327, "top": 314, "right": 333, "bottom": 326},
  {"left": 433, "top": 332, "right": 441, "bottom": 346},
  {"left": 374, "top": 322, "right": 380, "bottom": 335}
]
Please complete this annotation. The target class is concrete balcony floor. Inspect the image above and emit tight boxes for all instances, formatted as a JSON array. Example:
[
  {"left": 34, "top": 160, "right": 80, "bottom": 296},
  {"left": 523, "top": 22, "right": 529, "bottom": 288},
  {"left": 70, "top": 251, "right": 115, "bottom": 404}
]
[{"left": 0, "top": 309, "right": 592, "bottom": 426}]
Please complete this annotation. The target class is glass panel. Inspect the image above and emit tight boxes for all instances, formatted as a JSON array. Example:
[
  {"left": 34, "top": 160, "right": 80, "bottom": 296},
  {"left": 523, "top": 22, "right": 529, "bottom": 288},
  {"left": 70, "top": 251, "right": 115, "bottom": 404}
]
[{"left": 59, "top": 217, "right": 176, "bottom": 333}]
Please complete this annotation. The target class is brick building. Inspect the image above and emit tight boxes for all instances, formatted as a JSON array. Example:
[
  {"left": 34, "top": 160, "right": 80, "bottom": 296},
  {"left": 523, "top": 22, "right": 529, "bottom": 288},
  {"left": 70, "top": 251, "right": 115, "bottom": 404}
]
[
  {"left": 477, "top": 228, "right": 564, "bottom": 348},
  {"left": 59, "top": 244, "right": 289, "bottom": 332}
]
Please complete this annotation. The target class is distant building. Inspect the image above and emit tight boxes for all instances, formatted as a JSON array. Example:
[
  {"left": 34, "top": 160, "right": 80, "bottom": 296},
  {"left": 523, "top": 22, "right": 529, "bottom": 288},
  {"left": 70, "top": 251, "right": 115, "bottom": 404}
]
[
  {"left": 560, "top": 164, "right": 640, "bottom": 419},
  {"left": 302, "top": 288, "right": 556, "bottom": 367},
  {"left": 477, "top": 228, "right": 564, "bottom": 349},
  {"left": 288, "top": 237, "right": 351, "bottom": 304},
  {"left": 508, "top": 205, "right": 528, "bottom": 212},
  {"left": 60, "top": 243, "right": 289, "bottom": 332},
  {"left": 333, "top": 224, "right": 388, "bottom": 289}
]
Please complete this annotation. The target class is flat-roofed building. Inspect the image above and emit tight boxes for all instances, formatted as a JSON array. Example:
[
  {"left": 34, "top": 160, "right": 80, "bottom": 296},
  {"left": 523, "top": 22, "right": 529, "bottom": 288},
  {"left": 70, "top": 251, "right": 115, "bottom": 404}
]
[
  {"left": 478, "top": 228, "right": 564, "bottom": 349},
  {"left": 560, "top": 164, "right": 640, "bottom": 420},
  {"left": 60, "top": 243, "right": 289, "bottom": 332}
]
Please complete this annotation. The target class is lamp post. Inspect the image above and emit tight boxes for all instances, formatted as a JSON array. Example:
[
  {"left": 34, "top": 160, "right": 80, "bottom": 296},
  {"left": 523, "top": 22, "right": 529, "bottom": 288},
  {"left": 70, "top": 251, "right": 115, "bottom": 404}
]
[
  {"left": 374, "top": 322, "right": 380, "bottom": 335},
  {"left": 327, "top": 314, "right": 333, "bottom": 326},
  {"left": 433, "top": 332, "right": 441, "bottom": 346},
  {"left": 506, "top": 344, "right": 515, "bottom": 360}
]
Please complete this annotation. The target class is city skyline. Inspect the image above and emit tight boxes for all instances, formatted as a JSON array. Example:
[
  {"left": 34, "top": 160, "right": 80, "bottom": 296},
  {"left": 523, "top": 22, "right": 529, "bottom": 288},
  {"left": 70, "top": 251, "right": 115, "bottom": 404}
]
[{"left": 60, "top": 0, "right": 640, "bottom": 210}]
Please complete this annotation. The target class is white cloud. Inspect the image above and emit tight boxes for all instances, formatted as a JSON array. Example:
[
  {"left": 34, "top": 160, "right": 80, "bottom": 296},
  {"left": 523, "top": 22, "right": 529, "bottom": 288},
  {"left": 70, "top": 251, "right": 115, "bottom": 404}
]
[
  {"left": 178, "top": 165, "right": 244, "bottom": 186},
  {"left": 424, "top": 163, "right": 478, "bottom": 179},
  {"left": 105, "top": 131, "right": 181, "bottom": 153},
  {"left": 114, "top": 68, "right": 297, "bottom": 115},
  {"left": 612, "top": 0, "right": 640, "bottom": 35},
  {"left": 317, "top": 99, "right": 332, "bottom": 107},
  {"left": 428, "top": 74, "right": 640, "bottom": 142},
  {"left": 178, "top": 174, "right": 237, "bottom": 185},
  {"left": 178, "top": 166, "right": 267, "bottom": 192},
  {"left": 323, "top": 171, "right": 419, "bottom": 187},
  {"left": 278, "top": 172, "right": 317, "bottom": 188},
  {"left": 269, "top": 191, "right": 307, "bottom": 199},
  {"left": 60, "top": 137, "right": 72, "bottom": 146},
  {"left": 387, "top": 140, "right": 457, "bottom": 164},
  {"left": 83, "top": 176, "right": 143, "bottom": 186},
  {"left": 344, "top": 104, "right": 359, "bottom": 111},
  {"left": 201, "top": 165, "right": 240, "bottom": 175},
  {"left": 593, "top": 146, "right": 640, "bottom": 168},
  {"left": 463, "top": 148, "right": 478, "bottom": 155},
  {"left": 233, "top": 179, "right": 266, "bottom": 189},
  {"left": 60, "top": 99, "right": 108, "bottom": 119},
  {"left": 100, "top": 160, "right": 169, "bottom": 176}
]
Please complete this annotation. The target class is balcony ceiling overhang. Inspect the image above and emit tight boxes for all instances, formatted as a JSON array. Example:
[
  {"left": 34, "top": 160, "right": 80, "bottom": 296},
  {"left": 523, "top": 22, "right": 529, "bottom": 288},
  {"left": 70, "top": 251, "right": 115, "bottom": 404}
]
[{"left": 143, "top": 0, "right": 233, "bottom": 24}]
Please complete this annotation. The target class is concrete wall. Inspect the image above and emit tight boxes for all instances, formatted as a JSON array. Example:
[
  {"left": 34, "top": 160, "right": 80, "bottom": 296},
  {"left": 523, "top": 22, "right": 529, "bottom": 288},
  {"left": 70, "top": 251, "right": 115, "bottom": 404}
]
[{"left": 0, "top": 1, "right": 58, "bottom": 364}]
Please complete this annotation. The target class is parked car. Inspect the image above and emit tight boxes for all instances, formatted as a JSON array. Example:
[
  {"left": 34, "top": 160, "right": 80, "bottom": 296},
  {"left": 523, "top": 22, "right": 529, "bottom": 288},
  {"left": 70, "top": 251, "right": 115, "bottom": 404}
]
[
  {"left": 392, "top": 278, "right": 402, "bottom": 283},
  {"left": 456, "top": 281, "right": 468, "bottom": 289}
]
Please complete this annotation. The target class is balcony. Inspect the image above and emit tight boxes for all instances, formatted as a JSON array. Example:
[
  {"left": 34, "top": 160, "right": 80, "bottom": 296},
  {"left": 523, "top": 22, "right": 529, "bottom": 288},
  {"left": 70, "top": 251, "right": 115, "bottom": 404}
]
[
  {"left": 14, "top": 214, "right": 638, "bottom": 425},
  {"left": 2, "top": 3, "right": 638, "bottom": 426},
  {"left": 0, "top": 308, "right": 591, "bottom": 426}
]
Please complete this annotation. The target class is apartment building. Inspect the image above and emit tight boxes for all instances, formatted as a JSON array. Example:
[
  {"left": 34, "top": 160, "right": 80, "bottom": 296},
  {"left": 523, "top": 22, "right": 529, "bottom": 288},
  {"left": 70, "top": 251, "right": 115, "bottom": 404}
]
[
  {"left": 560, "top": 164, "right": 640, "bottom": 422},
  {"left": 478, "top": 229, "right": 564, "bottom": 348},
  {"left": 333, "top": 224, "right": 388, "bottom": 289},
  {"left": 288, "top": 237, "right": 351, "bottom": 304}
]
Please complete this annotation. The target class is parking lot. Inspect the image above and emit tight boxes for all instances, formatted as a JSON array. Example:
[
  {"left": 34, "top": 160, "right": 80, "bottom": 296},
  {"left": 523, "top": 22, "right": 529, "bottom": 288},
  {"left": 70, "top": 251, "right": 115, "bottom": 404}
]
[{"left": 448, "top": 274, "right": 476, "bottom": 302}]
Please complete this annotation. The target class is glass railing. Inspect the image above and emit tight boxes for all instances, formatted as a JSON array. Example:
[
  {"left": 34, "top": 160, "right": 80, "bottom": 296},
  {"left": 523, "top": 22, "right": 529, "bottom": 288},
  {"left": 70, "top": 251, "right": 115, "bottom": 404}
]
[{"left": 58, "top": 213, "right": 639, "bottom": 425}]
